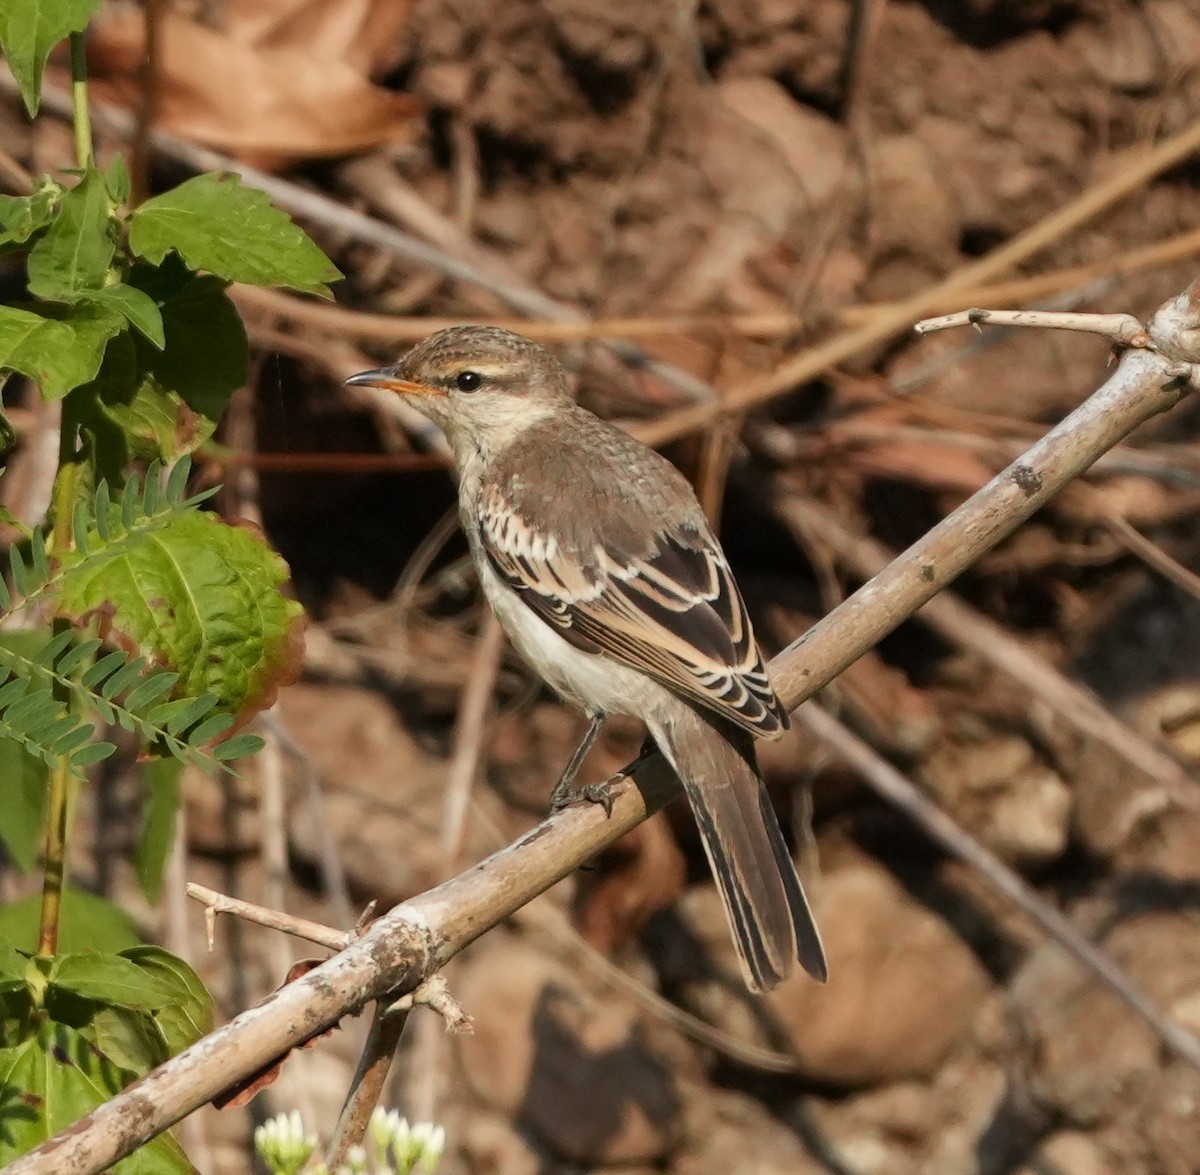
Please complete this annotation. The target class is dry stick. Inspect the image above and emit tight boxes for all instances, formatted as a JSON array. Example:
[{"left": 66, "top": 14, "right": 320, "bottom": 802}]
[
  {"left": 187, "top": 883, "right": 350, "bottom": 953},
  {"left": 842, "top": 226, "right": 1200, "bottom": 329},
  {"left": 777, "top": 495, "right": 1197, "bottom": 807},
  {"left": 796, "top": 702, "right": 1200, "bottom": 1068},
  {"left": 1104, "top": 513, "right": 1200, "bottom": 602},
  {"left": 634, "top": 119, "right": 1200, "bottom": 450},
  {"left": 230, "top": 284, "right": 804, "bottom": 344},
  {"left": 12, "top": 285, "right": 1200, "bottom": 1175},
  {"left": 326, "top": 616, "right": 505, "bottom": 1168}
]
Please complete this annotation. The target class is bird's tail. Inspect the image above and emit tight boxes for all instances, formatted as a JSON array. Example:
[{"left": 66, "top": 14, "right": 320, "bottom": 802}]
[{"left": 649, "top": 704, "right": 827, "bottom": 992}]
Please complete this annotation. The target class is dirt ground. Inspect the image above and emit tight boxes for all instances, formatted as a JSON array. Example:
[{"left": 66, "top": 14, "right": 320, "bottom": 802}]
[{"left": 7, "top": 0, "right": 1200, "bottom": 1172}]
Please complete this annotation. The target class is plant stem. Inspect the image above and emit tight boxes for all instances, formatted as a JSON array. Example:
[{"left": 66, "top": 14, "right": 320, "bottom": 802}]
[
  {"left": 36, "top": 412, "right": 82, "bottom": 956},
  {"left": 69, "top": 32, "right": 92, "bottom": 169}
]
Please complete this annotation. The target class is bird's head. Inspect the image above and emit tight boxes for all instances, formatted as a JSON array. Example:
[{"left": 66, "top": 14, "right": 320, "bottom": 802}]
[{"left": 346, "top": 326, "right": 572, "bottom": 456}]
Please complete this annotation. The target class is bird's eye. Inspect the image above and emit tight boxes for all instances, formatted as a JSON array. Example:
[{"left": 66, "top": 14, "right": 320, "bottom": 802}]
[{"left": 455, "top": 370, "right": 483, "bottom": 392}]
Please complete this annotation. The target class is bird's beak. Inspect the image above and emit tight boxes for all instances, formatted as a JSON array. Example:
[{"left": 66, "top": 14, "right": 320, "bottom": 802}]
[{"left": 344, "top": 367, "right": 446, "bottom": 396}]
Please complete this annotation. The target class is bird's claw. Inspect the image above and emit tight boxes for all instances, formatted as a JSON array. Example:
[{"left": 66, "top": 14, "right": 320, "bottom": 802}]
[{"left": 549, "top": 780, "right": 614, "bottom": 818}]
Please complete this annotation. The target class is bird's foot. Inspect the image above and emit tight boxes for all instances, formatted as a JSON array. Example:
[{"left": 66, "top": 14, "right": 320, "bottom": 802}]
[{"left": 549, "top": 779, "right": 614, "bottom": 818}]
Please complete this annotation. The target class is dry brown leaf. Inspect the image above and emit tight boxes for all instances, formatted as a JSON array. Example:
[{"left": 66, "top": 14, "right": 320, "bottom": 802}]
[
  {"left": 86, "top": 6, "right": 421, "bottom": 168},
  {"left": 226, "top": 0, "right": 415, "bottom": 75}
]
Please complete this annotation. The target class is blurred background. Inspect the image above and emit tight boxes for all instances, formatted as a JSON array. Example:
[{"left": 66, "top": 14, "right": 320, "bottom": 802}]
[{"left": 5, "top": 0, "right": 1200, "bottom": 1172}]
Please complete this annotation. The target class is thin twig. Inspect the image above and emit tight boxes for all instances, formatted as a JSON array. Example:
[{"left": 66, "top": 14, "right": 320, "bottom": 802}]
[
  {"left": 915, "top": 306, "right": 1149, "bottom": 341},
  {"left": 186, "top": 883, "right": 351, "bottom": 953},
  {"left": 1104, "top": 513, "right": 1200, "bottom": 602}
]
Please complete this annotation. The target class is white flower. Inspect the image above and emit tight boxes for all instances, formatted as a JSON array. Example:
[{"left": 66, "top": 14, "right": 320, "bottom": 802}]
[{"left": 254, "top": 1110, "right": 318, "bottom": 1175}]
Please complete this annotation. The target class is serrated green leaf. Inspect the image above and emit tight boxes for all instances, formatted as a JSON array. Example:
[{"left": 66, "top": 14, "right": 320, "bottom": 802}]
[
  {"left": 0, "top": 889, "right": 141, "bottom": 955},
  {"left": 0, "top": 303, "right": 125, "bottom": 399},
  {"left": 129, "top": 172, "right": 340, "bottom": 295},
  {"left": 0, "top": 941, "right": 28, "bottom": 985},
  {"left": 0, "top": 1020, "right": 195, "bottom": 1173},
  {"left": 0, "top": 733, "right": 45, "bottom": 873},
  {"left": 211, "top": 733, "right": 263, "bottom": 761},
  {"left": 133, "top": 758, "right": 181, "bottom": 903},
  {"left": 49, "top": 953, "right": 175, "bottom": 1010},
  {"left": 0, "top": 0, "right": 101, "bottom": 116},
  {"left": 0, "top": 185, "right": 58, "bottom": 247},
  {"left": 120, "top": 946, "right": 213, "bottom": 1054},
  {"left": 27, "top": 169, "right": 115, "bottom": 300},
  {"left": 93, "top": 480, "right": 111, "bottom": 540},
  {"left": 56, "top": 510, "right": 305, "bottom": 722},
  {"left": 105, "top": 155, "right": 130, "bottom": 206},
  {"left": 81, "top": 284, "right": 164, "bottom": 348},
  {"left": 81, "top": 1005, "right": 168, "bottom": 1075},
  {"left": 139, "top": 274, "right": 247, "bottom": 423}
]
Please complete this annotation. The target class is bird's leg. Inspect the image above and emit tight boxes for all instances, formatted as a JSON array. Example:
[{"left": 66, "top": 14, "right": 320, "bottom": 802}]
[{"left": 549, "top": 712, "right": 612, "bottom": 815}]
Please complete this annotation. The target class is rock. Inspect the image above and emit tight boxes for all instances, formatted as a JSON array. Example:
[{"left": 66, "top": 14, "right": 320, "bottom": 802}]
[
  {"left": 674, "top": 1082, "right": 827, "bottom": 1175},
  {"left": 674, "top": 856, "right": 991, "bottom": 1086},
  {"left": 1009, "top": 909, "right": 1200, "bottom": 1126},
  {"left": 716, "top": 76, "right": 849, "bottom": 209},
  {"left": 455, "top": 933, "right": 680, "bottom": 1165},
  {"left": 919, "top": 733, "right": 1071, "bottom": 869},
  {"left": 278, "top": 683, "right": 505, "bottom": 900},
  {"left": 459, "top": 1112, "right": 542, "bottom": 1175},
  {"left": 1017, "top": 1132, "right": 1109, "bottom": 1175}
]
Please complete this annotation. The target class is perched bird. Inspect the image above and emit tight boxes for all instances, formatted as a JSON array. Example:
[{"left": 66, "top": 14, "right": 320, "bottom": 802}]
[{"left": 347, "top": 327, "right": 826, "bottom": 991}]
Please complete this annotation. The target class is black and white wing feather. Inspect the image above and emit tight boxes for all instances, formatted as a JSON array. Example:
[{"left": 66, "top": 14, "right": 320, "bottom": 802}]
[{"left": 479, "top": 480, "right": 788, "bottom": 739}]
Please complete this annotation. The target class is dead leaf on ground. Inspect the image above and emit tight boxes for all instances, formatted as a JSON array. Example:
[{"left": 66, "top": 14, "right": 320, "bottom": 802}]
[{"left": 84, "top": 1, "right": 421, "bottom": 169}]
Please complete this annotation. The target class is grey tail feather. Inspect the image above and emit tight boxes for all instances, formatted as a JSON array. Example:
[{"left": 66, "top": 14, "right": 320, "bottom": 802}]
[{"left": 650, "top": 704, "right": 828, "bottom": 992}]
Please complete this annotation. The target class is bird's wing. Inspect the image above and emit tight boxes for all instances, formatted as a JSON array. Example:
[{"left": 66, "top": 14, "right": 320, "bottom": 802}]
[{"left": 479, "top": 482, "right": 788, "bottom": 738}]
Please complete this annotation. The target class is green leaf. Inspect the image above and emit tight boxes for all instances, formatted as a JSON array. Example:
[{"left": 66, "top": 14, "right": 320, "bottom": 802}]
[
  {"left": 0, "top": 0, "right": 102, "bottom": 116},
  {"left": 0, "top": 1021, "right": 195, "bottom": 1172},
  {"left": 49, "top": 953, "right": 174, "bottom": 1010},
  {"left": 134, "top": 758, "right": 181, "bottom": 903},
  {"left": 105, "top": 155, "right": 130, "bottom": 206},
  {"left": 27, "top": 169, "right": 115, "bottom": 300},
  {"left": 0, "top": 737, "right": 48, "bottom": 872},
  {"left": 81, "top": 1005, "right": 168, "bottom": 1075},
  {"left": 0, "top": 633, "right": 51, "bottom": 870},
  {"left": 142, "top": 274, "right": 248, "bottom": 420},
  {"left": 82, "top": 284, "right": 164, "bottom": 348},
  {"left": 56, "top": 509, "right": 306, "bottom": 723},
  {"left": 0, "top": 941, "right": 28, "bottom": 992},
  {"left": 0, "top": 303, "right": 125, "bottom": 399},
  {"left": 129, "top": 173, "right": 340, "bottom": 295},
  {"left": 0, "top": 889, "right": 141, "bottom": 955},
  {"left": 119, "top": 947, "right": 213, "bottom": 1054},
  {"left": 0, "top": 184, "right": 59, "bottom": 247}
]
